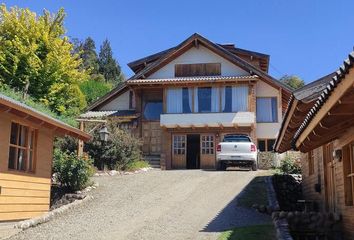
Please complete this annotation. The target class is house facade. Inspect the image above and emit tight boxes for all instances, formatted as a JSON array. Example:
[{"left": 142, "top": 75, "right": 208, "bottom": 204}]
[
  {"left": 275, "top": 51, "right": 354, "bottom": 239},
  {"left": 83, "top": 33, "right": 291, "bottom": 169},
  {"left": 0, "top": 93, "right": 90, "bottom": 221}
]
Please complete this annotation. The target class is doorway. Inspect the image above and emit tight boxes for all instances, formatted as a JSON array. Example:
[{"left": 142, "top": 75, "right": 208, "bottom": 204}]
[{"left": 187, "top": 134, "right": 200, "bottom": 169}]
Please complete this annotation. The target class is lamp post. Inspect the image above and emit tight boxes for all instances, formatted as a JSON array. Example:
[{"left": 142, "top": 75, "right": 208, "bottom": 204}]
[{"left": 99, "top": 125, "right": 110, "bottom": 170}]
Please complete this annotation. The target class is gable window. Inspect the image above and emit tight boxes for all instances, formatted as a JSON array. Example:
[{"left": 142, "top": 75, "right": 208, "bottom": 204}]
[
  {"left": 166, "top": 88, "right": 192, "bottom": 113},
  {"left": 343, "top": 144, "right": 354, "bottom": 206},
  {"left": 308, "top": 150, "right": 314, "bottom": 176},
  {"left": 256, "top": 97, "right": 278, "bottom": 122},
  {"left": 175, "top": 63, "right": 221, "bottom": 77},
  {"left": 143, "top": 101, "right": 163, "bottom": 120},
  {"left": 257, "top": 139, "right": 275, "bottom": 152},
  {"left": 8, "top": 122, "right": 37, "bottom": 173},
  {"left": 222, "top": 86, "right": 249, "bottom": 112}
]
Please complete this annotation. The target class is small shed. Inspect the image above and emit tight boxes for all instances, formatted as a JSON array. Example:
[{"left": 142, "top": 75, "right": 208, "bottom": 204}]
[{"left": 0, "top": 93, "right": 91, "bottom": 221}]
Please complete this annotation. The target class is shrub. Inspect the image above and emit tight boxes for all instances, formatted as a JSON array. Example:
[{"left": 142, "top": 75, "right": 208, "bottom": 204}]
[
  {"left": 125, "top": 160, "right": 149, "bottom": 171},
  {"left": 279, "top": 155, "right": 301, "bottom": 174},
  {"left": 84, "top": 122, "right": 143, "bottom": 170},
  {"left": 53, "top": 149, "right": 94, "bottom": 192},
  {"left": 79, "top": 79, "right": 112, "bottom": 104}
]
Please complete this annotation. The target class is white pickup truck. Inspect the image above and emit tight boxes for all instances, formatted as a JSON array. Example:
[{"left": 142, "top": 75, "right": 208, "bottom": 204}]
[{"left": 216, "top": 134, "right": 258, "bottom": 171}]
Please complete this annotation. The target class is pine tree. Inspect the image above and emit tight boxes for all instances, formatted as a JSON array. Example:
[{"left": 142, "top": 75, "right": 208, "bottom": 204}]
[
  {"left": 98, "top": 39, "right": 123, "bottom": 84},
  {"left": 81, "top": 37, "right": 99, "bottom": 74}
]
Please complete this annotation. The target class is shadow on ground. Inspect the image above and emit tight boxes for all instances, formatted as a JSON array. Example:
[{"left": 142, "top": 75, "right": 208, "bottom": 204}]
[{"left": 201, "top": 175, "right": 271, "bottom": 233}]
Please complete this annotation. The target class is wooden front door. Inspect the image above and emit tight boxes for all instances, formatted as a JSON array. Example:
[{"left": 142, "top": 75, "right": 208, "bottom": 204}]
[
  {"left": 323, "top": 143, "right": 336, "bottom": 212},
  {"left": 142, "top": 122, "right": 162, "bottom": 155},
  {"left": 172, "top": 134, "right": 186, "bottom": 169},
  {"left": 200, "top": 134, "right": 216, "bottom": 169}
]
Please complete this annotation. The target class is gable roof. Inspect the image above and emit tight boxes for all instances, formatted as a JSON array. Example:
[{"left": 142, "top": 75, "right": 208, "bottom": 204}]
[
  {"left": 127, "top": 33, "right": 292, "bottom": 93},
  {"left": 275, "top": 51, "right": 354, "bottom": 153},
  {"left": 274, "top": 72, "right": 335, "bottom": 153},
  {"left": 0, "top": 93, "right": 91, "bottom": 141}
]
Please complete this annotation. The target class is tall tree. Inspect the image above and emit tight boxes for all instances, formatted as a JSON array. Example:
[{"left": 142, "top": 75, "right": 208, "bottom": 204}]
[
  {"left": 0, "top": 5, "right": 88, "bottom": 115},
  {"left": 80, "top": 37, "right": 99, "bottom": 74},
  {"left": 98, "top": 39, "right": 123, "bottom": 84},
  {"left": 280, "top": 75, "right": 305, "bottom": 90}
]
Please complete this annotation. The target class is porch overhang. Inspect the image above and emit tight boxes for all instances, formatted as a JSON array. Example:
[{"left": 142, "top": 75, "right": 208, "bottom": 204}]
[{"left": 160, "top": 112, "right": 255, "bottom": 129}]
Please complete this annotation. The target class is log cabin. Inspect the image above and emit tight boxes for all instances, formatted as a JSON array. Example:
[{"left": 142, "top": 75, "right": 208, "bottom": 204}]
[
  {"left": 0, "top": 93, "right": 91, "bottom": 221},
  {"left": 275, "top": 51, "right": 354, "bottom": 239},
  {"left": 81, "top": 33, "right": 292, "bottom": 169}
]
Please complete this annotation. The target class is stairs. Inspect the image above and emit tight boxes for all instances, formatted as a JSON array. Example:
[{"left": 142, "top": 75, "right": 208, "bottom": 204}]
[{"left": 144, "top": 155, "right": 161, "bottom": 169}]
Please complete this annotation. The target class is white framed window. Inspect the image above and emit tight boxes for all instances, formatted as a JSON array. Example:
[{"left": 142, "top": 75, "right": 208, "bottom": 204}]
[
  {"left": 201, "top": 135, "right": 214, "bottom": 155},
  {"left": 173, "top": 135, "right": 186, "bottom": 155}
]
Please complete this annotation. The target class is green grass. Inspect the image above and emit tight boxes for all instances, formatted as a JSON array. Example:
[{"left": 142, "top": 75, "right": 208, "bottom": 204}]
[
  {"left": 0, "top": 85, "right": 77, "bottom": 126},
  {"left": 236, "top": 171, "right": 273, "bottom": 208},
  {"left": 125, "top": 160, "right": 150, "bottom": 171},
  {"left": 218, "top": 224, "right": 276, "bottom": 240}
]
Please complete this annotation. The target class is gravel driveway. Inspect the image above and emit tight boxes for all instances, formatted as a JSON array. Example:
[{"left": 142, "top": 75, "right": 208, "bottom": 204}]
[{"left": 10, "top": 170, "right": 270, "bottom": 240}]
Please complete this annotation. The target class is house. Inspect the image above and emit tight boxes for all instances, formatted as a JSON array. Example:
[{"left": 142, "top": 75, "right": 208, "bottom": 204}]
[
  {"left": 0, "top": 93, "right": 91, "bottom": 221},
  {"left": 82, "top": 33, "right": 292, "bottom": 169},
  {"left": 275, "top": 51, "right": 354, "bottom": 239}
]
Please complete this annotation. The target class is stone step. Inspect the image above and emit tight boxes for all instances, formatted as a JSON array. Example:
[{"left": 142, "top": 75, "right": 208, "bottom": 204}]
[{"left": 143, "top": 155, "right": 161, "bottom": 168}]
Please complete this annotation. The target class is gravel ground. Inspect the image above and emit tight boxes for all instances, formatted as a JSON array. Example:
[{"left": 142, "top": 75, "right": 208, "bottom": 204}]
[{"left": 9, "top": 169, "right": 271, "bottom": 240}]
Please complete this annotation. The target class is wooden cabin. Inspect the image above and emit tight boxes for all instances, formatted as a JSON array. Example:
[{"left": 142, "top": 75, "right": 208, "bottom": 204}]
[
  {"left": 81, "top": 33, "right": 292, "bottom": 169},
  {"left": 275, "top": 51, "right": 354, "bottom": 239},
  {"left": 0, "top": 93, "right": 90, "bottom": 222}
]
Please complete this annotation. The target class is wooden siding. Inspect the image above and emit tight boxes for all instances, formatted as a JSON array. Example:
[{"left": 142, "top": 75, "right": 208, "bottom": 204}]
[
  {"left": 0, "top": 113, "right": 53, "bottom": 221},
  {"left": 301, "top": 126, "right": 354, "bottom": 239},
  {"left": 175, "top": 63, "right": 221, "bottom": 77}
]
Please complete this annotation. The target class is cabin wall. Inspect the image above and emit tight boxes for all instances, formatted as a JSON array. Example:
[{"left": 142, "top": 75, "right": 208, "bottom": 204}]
[
  {"left": 301, "top": 126, "right": 354, "bottom": 239},
  {"left": 149, "top": 45, "right": 250, "bottom": 78},
  {"left": 98, "top": 90, "right": 131, "bottom": 111},
  {"left": 0, "top": 113, "right": 54, "bottom": 221}
]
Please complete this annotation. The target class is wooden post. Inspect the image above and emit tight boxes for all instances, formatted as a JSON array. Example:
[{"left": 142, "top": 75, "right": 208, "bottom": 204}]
[{"left": 77, "top": 121, "right": 84, "bottom": 157}]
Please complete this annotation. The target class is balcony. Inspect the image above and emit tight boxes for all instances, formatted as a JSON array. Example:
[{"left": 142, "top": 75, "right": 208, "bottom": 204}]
[{"left": 160, "top": 112, "right": 255, "bottom": 128}]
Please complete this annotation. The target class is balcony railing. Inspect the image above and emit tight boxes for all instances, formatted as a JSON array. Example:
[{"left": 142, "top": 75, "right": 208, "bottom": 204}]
[{"left": 160, "top": 112, "right": 255, "bottom": 128}]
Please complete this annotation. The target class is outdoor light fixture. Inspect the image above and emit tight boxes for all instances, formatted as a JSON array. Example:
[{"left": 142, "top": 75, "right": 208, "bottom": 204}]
[{"left": 99, "top": 125, "right": 110, "bottom": 142}]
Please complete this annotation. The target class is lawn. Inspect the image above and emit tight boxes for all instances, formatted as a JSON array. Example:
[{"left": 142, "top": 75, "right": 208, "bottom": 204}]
[{"left": 218, "top": 224, "right": 276, "bottom": 240}]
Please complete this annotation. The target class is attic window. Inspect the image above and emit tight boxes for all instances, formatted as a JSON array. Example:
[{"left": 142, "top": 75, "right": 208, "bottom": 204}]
[{"left": 175, "top": 63, "right": 221, "bottom": 77}]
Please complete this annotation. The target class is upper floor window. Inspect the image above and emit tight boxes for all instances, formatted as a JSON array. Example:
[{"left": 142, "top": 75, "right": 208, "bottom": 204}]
[
  {"left": 143, "top": 101, "right": 163, "bottom": 120},
  {"left": 222, "top": 86, "right": 248, "bottom": 112},
  {"left": 166, "top": 88, "right": 192, "bottom": 113},
  {"left": 256, "top": 97, "right": 278, "bottom": 123},
  {"left": 8, "top": 122, "right": 37, "bottom": 173},
  {"left": 175, "top": 63, "right": 221, "bottom": 77}
]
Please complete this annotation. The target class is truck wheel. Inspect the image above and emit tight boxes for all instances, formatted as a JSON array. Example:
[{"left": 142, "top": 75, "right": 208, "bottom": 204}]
[{"left": 251, "top": 162, "right": 257, "bottom": 171}]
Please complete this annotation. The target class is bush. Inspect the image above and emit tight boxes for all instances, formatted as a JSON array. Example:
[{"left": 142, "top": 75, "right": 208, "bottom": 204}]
[
  {"left": 279, "top": 155, "right": 301, "bottom": 174},
  {"left": 84, "top": 122, "right": 143, "bottom": 170},
  {"left": 79, "top": 79, "right": 112, "bottom": 104},
  {"left": 53, "top": 149, "right": 94, "bottom": 192}
]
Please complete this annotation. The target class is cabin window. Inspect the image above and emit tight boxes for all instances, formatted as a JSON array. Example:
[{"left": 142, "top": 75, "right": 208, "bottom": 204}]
[
  {"left": 257, "top": 139, "right": 275, "bottom": 152},
  {"left": 175, "top": 63, "right": 221, "bottom": 77},
  {"left": 143, "top": 101, "right": 163, "bottom": 120},
  {"left": 194, "top": 87, "right": 219, "bottom": 113},
  {"left": 8, "top": 122, "right": 37, "bottom": 173},
  {"left": 166, "top": 88, "right": 192, "bottom": 113},
  {"left": 308, "top": 150, "right": 315, "bottom": 176},
  {"left": 256, "top": 97, "right": 278, "bottom": 122},
  {"left": 201, "top": 135, "right": 214, "bottom": 155},
  {"left": 222, "top": 86, "right": 249, "bottom": 112},
  {"left": 129, "top": 91, "right": 134, "bottom": 109},
  {"left": 173, "top": 135, "right": 186, "bottom": 155},
  {"left": 343, "top": 144, "right": 354, "bottom": 206}
]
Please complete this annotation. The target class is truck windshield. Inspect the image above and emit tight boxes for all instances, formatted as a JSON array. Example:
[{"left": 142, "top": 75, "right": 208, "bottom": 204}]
[{"left": 223, "top": 135, "right": 251, "bottom": 142}]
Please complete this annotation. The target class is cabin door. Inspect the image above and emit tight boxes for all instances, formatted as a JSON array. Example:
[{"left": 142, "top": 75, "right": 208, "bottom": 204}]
[
  {"left": 172, "top": 134, "right": 186, "bottom": 169},
  {"left": 142, "top": 122, "right": 162, "bottom": 155},
  {"left": 200, "top": 134, "right": 216, "bottom": 169},
  {"left": 323, "top": 143, "right": 336, "bottom": 212}
]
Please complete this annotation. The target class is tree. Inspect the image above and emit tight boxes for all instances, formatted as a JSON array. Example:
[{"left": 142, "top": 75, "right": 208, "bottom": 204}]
[
  {"left": 279, "top": 75, "right": 305, "bottom": 90},
  {"left": 0, "top": 5, "right": 88, "bottom": 115},
  {"left": 74, "top": 37, "right": 99, "bottom": 74},
  {"left": 98, "top": 39, "right": 123, "bottom": 84}
]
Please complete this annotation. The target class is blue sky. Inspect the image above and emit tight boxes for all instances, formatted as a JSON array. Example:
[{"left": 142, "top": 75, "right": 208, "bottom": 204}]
[{"left": 2, "top": 0, "right": 354, "bottom": 82}]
